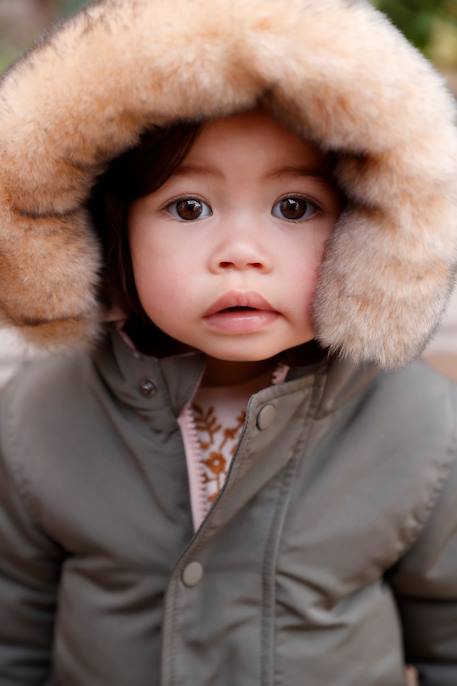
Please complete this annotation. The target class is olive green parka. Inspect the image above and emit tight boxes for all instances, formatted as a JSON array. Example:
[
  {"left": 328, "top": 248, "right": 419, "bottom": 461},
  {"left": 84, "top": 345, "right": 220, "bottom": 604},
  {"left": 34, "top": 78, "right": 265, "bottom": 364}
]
[{"left": 1, "top": 328, "right": 457, "bottom": 684}]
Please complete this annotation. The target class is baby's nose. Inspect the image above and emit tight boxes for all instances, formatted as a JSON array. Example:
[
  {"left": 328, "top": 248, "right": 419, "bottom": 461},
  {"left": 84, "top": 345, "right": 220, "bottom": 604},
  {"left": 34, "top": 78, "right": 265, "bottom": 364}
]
[{"left": 209, "top": 241, "right": 272, "bottom": 273}]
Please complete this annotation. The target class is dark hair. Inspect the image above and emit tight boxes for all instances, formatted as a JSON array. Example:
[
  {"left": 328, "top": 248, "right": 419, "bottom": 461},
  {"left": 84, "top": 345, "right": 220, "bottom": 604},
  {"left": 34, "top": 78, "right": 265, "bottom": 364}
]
[{"left": 88, "top": 121, "right": 202, "bottom": 326}]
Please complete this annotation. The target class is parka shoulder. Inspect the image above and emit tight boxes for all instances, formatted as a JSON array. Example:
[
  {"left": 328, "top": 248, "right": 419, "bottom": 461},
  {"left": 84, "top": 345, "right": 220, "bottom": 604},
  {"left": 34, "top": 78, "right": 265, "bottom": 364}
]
[
  {"left": 375, "top": 358, "right": 457, "bottom": 435},
  {"left": 0, "top": 351, "right": 108, "bottom": 519},
  {"left": 0, "top": 350, "right": 97, "bottom": 442},
  {"left": 352, "top": 358, "right": 457, "bottom": 548},
  {"left": 300, "top": 357, "right": 457, "bottom": 571}
]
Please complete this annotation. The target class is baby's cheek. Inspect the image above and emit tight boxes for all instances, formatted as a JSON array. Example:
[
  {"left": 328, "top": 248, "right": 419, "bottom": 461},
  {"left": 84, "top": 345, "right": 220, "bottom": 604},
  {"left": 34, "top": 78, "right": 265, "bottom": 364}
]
[
  {"left": 289, "top": 257, "right": 322, "bottom": 325},
  {"left": 147, "top": 272, "right": 183, "bottom": 315}
]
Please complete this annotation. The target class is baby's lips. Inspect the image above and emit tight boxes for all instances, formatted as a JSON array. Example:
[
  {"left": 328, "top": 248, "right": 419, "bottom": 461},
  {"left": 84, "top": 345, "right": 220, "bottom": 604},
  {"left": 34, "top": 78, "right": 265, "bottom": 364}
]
[{"left": 204, "top": 290, "right": 276, "bottom": 317}]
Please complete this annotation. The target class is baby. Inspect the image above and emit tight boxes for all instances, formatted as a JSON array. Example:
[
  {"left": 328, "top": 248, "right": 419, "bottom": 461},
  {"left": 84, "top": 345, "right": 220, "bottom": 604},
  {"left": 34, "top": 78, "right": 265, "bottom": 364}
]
[{"left": 0, "top": 1, "right": 456, "bottom": 684}]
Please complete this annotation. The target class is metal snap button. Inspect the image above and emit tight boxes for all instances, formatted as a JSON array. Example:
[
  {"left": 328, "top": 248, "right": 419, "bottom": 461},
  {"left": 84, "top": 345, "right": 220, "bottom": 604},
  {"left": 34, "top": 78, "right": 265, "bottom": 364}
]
[
  {"left": 182, "top": 561, "right": 204, "bottom": 587},
  {"left": 256, "top": 403, "right": 276, "bottom": 430},
  {"left": 138, "top": 378, "right": 157, "bottom": 397}
]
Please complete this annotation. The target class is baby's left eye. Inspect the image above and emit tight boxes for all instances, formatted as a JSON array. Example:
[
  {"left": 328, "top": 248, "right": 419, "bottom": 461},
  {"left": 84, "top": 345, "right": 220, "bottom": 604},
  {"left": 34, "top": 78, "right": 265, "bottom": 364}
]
[
  {"left": 272, "top": 196, "right": 319, "bottom": 222},
  {"left": 166, "top": 197, "right": 212, "bottom": 221}
]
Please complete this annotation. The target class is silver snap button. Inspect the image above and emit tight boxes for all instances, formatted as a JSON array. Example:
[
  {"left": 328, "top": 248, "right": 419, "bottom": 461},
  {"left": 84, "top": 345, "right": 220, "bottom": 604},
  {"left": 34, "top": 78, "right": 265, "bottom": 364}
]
[
  {"left": 256, "top": 403, "right": 276, "bottom": 430},
  {"left": 182, "top": 561, "right": 203, "bottom": 587},
  {"left": 138, "top": 378, "right": 157, "bottom": 397}
]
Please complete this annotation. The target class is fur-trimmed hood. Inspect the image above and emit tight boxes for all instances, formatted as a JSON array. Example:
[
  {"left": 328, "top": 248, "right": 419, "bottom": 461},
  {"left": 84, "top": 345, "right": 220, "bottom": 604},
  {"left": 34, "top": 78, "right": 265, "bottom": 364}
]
[{"left": 0, "top": 0, "right": 456, "bottom": 368}]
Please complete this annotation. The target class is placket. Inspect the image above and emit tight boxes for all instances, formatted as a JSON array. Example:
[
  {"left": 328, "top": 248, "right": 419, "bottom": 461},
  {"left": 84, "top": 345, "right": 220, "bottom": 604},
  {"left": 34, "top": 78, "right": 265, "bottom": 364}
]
[{"left": 160, "top": 371, "right": 325, "bottom": 686}]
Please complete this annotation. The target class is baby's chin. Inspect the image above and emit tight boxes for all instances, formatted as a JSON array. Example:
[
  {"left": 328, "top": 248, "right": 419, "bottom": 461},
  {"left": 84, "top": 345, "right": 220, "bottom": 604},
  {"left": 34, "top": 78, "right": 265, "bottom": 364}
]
[
  {"left": 194, "top": 331, "right": 315, "bottom": 362},
  {"left": 195, "top": 342, "right": 296, "bottom": 363}
]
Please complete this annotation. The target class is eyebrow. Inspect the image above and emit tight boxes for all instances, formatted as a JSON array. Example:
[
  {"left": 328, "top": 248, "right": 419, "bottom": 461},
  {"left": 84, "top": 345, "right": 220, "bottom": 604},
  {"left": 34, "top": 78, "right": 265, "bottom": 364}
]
[
  {"left": 171, "top": 163, "right": 331, "bottom": 181},
  {"left": 264, "top": 165, "right": 331, "bottom": 180},
  {"left": 171, "top": 164, "right": 224, "bottom": 179}
]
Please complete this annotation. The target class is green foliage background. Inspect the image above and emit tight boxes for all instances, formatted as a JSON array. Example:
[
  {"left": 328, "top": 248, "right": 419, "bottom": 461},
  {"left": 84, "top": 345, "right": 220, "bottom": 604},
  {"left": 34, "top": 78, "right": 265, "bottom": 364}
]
[{"left": 373, "top": 0, "right": 457, "bottom": 69}]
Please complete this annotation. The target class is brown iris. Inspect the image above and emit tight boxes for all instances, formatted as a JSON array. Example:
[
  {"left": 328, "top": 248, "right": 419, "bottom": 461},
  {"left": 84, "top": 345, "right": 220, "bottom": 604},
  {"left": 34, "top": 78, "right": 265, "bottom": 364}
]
[
  {"left": 176, "top": 198, "right": 203, "bottom": 220},
  {"left": 279, "top": 197, "right": 310, "bottom": 220}
]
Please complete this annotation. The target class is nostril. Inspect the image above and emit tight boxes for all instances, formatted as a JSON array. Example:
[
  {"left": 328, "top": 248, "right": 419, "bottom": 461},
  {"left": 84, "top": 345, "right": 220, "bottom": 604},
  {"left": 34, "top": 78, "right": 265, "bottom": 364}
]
[{"left": 216, "top": 259, "right": 267, "bottom": 271}]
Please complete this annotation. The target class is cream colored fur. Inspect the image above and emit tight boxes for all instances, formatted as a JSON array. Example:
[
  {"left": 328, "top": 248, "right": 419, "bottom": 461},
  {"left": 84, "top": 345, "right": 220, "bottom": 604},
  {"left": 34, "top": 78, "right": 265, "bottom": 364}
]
[{"left": 0, "top": 0, "right": 456, "bottom": 367}]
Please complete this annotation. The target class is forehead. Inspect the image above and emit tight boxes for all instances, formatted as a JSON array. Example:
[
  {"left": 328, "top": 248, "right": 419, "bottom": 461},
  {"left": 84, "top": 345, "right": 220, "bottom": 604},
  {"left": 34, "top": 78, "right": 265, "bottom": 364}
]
[{"left": 181, "top": 109, "right": 328, "bottom": 171}]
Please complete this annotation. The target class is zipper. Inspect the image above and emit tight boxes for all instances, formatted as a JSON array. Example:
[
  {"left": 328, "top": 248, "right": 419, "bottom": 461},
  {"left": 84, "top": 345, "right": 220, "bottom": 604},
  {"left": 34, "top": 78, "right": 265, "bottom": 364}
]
[{"left": 179, "top": 402, "right": 208, "bottom": 530}]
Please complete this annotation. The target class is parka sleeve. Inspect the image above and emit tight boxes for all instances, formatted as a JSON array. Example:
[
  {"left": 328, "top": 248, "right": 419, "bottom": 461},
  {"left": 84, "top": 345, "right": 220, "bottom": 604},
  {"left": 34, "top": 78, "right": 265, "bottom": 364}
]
[
  {"left": 387, "top": 445, "right": 457, "bottom": 686},
  {"left": 0, "top": 397, "right": 63, "bottom": 684}
]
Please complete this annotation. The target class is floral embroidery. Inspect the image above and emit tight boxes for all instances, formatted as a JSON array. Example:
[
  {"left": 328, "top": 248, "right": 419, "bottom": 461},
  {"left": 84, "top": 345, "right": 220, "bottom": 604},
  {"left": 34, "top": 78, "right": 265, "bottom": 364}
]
[
  {"left": 203, "top": 452, "right": 226, "bottom": 474},
  {"left": 192, "top": 403, "right": 246, "bottom": 505},
  {"left": 193, "top": 405, "right": 221, "bottom": 450}
]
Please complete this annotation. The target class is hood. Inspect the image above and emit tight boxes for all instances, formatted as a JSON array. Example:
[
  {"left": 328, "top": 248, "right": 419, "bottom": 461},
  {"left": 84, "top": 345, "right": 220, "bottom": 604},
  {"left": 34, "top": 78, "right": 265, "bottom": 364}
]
[{"left": 0, "top": 0, "right": 456, "bottom": 368}]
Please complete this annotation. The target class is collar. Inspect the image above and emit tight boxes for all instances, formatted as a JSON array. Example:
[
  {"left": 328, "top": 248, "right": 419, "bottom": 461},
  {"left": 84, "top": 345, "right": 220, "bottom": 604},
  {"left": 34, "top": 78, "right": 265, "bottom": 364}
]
[
  {"left": 92, "top": 324, "right": 380, "bottom": 427},
  {"left": 92, "top": 324, "right": 206, "bottom": 431}
]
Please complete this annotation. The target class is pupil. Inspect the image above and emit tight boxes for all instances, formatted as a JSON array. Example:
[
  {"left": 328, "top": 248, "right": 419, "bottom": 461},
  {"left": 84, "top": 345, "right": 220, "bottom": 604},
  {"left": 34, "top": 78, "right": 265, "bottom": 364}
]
[
  {"left": 281, "top": 198, "right": 306, "bottom": 220},
  {"left": 177, "top": 199, "right": 202, "bottom": 220}
]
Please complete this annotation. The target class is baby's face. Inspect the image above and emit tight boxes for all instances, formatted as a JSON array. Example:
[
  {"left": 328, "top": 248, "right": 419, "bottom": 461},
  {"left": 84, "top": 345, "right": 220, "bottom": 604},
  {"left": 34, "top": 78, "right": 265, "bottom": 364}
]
[{"left": 128, "top": 110, "right": 342, "bottom": 361}]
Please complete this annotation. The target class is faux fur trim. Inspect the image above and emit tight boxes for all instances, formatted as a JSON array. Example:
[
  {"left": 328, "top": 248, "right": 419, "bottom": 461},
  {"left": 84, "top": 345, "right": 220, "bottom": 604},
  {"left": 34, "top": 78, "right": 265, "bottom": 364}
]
[{"left": 0, "top": 0, "right": 456, "bottom": 367}]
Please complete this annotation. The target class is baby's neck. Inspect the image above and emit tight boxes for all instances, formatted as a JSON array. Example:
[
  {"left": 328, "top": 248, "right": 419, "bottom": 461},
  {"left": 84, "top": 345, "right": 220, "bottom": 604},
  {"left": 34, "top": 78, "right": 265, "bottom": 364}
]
[{"left": 201, "top": 356, "right": 278, "bottom": 388}]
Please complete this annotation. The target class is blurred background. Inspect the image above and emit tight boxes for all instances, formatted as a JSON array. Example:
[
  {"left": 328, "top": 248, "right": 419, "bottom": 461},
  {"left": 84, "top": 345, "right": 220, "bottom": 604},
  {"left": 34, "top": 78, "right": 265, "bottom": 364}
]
[
  {"left": 0, "top": 0, "right": 84, "bottom": 72},
  {"left": 0, "top": 0, "right": 456, "bottom": 383}
]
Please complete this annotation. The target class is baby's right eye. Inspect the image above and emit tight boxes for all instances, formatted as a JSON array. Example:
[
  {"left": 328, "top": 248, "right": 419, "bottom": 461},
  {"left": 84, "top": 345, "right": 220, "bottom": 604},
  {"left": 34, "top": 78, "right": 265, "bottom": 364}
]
[{"left": 166, "top": 197, "right": 213, "bottom": 221}]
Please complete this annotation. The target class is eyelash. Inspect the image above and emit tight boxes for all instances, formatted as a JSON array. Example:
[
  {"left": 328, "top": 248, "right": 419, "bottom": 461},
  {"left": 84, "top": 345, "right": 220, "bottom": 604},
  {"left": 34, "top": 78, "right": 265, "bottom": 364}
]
[
  {"left": 163, "top": 197, "right": 213, "bottom": 221},
  {"left": 272, "top": 195, "right": 321, "bottom": 222},
  {"left": 162, "top": 194, "right": 322, "bottom": 223}
]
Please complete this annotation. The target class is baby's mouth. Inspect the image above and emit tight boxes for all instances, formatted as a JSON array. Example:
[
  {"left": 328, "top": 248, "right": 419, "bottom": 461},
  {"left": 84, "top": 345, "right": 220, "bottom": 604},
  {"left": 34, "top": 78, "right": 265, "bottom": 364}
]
[
  {"left": 202, "top": 295, "right": 280, "bottom": 334},
  {"left": 219, "top": 306, "right": 258, "bottom": 313},
  {"left": 203, "top": 291, "right": 277, "bottom": 318}
]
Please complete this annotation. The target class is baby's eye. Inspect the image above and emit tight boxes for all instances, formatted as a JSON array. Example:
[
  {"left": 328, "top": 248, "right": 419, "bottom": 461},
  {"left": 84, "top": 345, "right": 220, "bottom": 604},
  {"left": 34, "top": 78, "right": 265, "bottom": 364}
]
[
  {"left": 166, "top": 197, "right": 213, "bottom": 221},
  {"left": 272, "top": 196, "right": 320, "bottom": 222}
]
